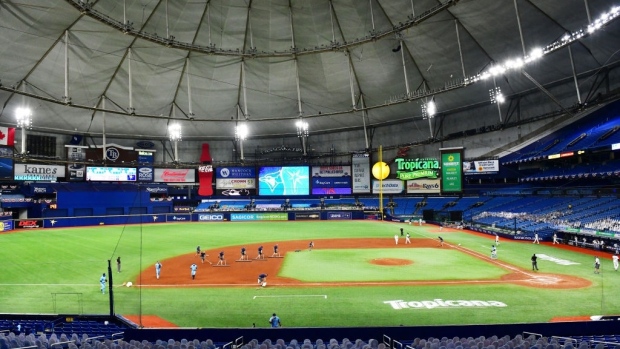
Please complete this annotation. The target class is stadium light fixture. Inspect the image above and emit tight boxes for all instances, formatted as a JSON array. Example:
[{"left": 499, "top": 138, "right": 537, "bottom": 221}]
[
  {"left": 168, "top": 123, "right": 182, "bottom": 141},
  {"left": 296, "top": 120, "right": 309, "bottom": 137},
  {"left": 235, "top": 123, "right": 248, "bottom": 141},
  {"left": 422, "top": 99, "right": 436, "bottom": 119},
  {"left": 15, "top": 107, "right": 32, "bottom": 129},
  {"left": 490, "top": 87, "right": 505, "bottom": 104},
  {"left": 168, "top": 123, "right": 182, "bottom": 163}
]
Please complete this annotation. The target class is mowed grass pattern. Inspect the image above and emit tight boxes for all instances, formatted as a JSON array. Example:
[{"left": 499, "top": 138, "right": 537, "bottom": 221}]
[
  {"left": 280, "top": 248, "right": 508, "bottom": 282},
  {"left": 1, "top": 220, "right": 619, "bottom": 327}
]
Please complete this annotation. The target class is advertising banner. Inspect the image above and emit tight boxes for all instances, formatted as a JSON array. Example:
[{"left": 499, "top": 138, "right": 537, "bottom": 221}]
[
  {"left": 440, "top": 148, "right": 463, "bottom": 194},
  {"left": 84, "top": 144, "right": 137, "bottom": 163},
  {"left": 173, "top": 206, "right": 192, "bottom": 213},
  {"left": 294, "top": 212, "right": 321, "bottom": 220},
  {"left": 352, "top": 154, "right": 371, "bottom": 193},
  {"left": 463, "top": 160, "right": 499, "bottom": 175},
  {"left": 167, "top": 214, "right": 191, "bottom": 222},
  {"left": 15, "top": 219, "right": 43, "bottom": 229},
  {"left": 144, "top": 185, "right": 168, "bottom": 194},
  {"left": 216, "top": 178, "right": 256, "bottom": 189},
  {"left": 216, "top": 188, "right": 256, "bottom": 196},
  {"left": 406, "top": 179, "right": 441, "bottom": 193},
  {"left": 137, "top": 166, "right": 154, "bottom": 182},
  {"left": 197, "top": 165, "right": 214, "bottom": 196},
  {"left": 311, "top": 166, "right": 352, "bottom": 195},
  {"left": 0, "top": 219, "right": 14, "bottom": 232},
  {"left": 15, "top": 164, "right": 65, "bottom": 181},
  {"left": 372, "top": 179, "right": 404, "bottom": 194},
  {"left": 154, "top": 168, "right": 196, "bottom": 183},
  {"left": 230, "top": 212, "right": 288, "bottom": 221},
  {"left": 327, "top": 212, "right": 352, "bottom": 220},
  {"left": 216, "top": 167, "right": 256, "bottom": 179},
  {"left": 198, "top": 213, "right": 225, "bottom": 221}
]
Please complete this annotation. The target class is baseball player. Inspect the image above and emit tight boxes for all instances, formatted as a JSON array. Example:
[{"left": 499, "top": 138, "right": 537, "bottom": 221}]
[
  {"left": 613, "top": 254, "right": 619, "bottom": 271},
  {"left": 272, "top": 244, "right": 280, "bottom": 257},
  {"left": 99, "top": 273, "right": 107, "bottom": 294},
  {"left": 495, "top": 234, "right": 500, "bottom": 246},
  {"left": 308, "top": 241, "right": 314, "bottom": 251},
  {"left": 190, "top": 263, "right": 198, "bottom": 279},
  {"left": 438, "top": 236, "right": 444, "bottom": 247},
  {"left": 491, "top": 245, "right": 497, "bottom": 259},
  {"left": 196, "top": 245, "right": 201, "bottom": 256},
  {"left": 400, "top": 228, "right": 404, "bottom": 236},
  {"left": 394, "top": 234, "right": 399, "bottom": 245},
  {"left": 217, "top": 251, "right": 226, "bottom": 266},
  {"left": 258, "top": 273, "right": 268, "bottom": 287},
  {"left": 533, "top": 233, "right": 540, "bottom": 244},
  {"left": 405, "top": 232, "right": 411, "bottom": 244},
  {"left": 256, "top": 245, "right": 264, "bottom": 260},
  {"left": 240, "top": 247, "right": 248, "bottom": 260},
  {"left": 155, "top": 261, "right": 162, "bottom": 279},
  {"left": 594, "top": 257, "right": 601, "bottom": 274},
  {"left": 553, "top": 232, "right": 558, "bottom": 245},
  {"left": 200, "top": 250, "right": 207, "bottom": 263}
]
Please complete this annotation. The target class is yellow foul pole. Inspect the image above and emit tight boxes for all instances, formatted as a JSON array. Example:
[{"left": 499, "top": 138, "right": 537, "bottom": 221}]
[{"left": 379, "top": 145, "right": 383, "bottom": 219}]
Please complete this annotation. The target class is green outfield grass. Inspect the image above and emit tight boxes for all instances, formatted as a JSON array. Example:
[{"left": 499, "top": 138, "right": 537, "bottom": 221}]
[{"left": 1, "top": 220, "right": 618, "bottom": 328}]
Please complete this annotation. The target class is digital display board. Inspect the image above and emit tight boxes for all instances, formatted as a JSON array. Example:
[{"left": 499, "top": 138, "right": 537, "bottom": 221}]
[
  {"left": 258, "top": 166, "right": 309, "bottom": 196},
  {"left": 86, "top": 167, "right": 137, "bottom": 182},
  {"left": 311, "top": 166, "right": 352, "bottom": 195}
]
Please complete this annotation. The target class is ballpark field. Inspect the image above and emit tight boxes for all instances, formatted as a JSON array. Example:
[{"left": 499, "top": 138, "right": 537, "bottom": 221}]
[{"left": 0, "top": 220, "right": 617, "bottom": 328}]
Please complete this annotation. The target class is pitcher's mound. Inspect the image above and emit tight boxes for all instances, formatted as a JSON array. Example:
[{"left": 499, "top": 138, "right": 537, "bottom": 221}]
[{"left": 370, "top": 258, "right": 412, "bottom": 266}]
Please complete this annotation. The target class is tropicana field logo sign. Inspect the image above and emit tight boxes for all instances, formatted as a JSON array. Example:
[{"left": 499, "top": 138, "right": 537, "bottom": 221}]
[
  {"left": 384, "top": 299, "right": 507, "bottom": 310},
  {"left": 395, "top": 158, "right": 439, "bottom": 180}
]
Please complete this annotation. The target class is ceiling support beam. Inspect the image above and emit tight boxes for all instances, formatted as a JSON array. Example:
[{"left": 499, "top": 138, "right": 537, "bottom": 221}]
[
  {"left": 521, "top": 70, "right": 573, "bottom": 117},
  {"left": 63, "top": 30, "right": 71, "bottom": 104},
  {"left": 455, "top": 20, "right": 466, "bottom": 79},
  {"left": 513, "top": 0, "right": 527, "bottom": 57},
  {"left": 127, "top": 48, "right": 134, "bottom": 114},
  {"left": 568, "top": 46, "right": 582, "bottom": 105}
]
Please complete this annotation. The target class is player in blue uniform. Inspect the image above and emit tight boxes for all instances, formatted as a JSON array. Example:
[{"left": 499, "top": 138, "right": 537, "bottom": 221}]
[
  {"left": 272, "top": 244, "right": 280, "bottom": 257},
  {"left": 256, "top": 245, "right": 264, "bottom": 259},
  {"left": 217, "top": 251, "right": 226, "bottom": 266},
  {"left": 258, "top": 273, "right": 268, "bottom": 286},
  {"left": 240, "top": 247, "right": 247, "bottom": 260}
]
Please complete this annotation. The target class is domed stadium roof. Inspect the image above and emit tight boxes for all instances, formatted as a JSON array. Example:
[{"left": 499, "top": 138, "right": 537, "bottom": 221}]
[{"left": 0, "top": 0, "right": 618, "bottom": 141}]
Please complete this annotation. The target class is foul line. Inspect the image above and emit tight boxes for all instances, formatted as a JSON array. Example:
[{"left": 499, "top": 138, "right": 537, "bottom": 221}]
[{"left": 253, "top": 295, "right": 327, "bottom": 299}]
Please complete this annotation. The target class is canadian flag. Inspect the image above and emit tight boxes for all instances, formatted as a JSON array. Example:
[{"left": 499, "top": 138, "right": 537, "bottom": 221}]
[{"left": 0, "top": 127, "right": 15, "bottom": 146}]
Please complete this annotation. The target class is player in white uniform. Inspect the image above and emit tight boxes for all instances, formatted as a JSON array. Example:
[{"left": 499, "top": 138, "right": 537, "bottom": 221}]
[
  {"left": 155, "top": 261, "right": 162, "bottom": 279},
  {"left": 394, "top": 234, "right": 399, "bottom": 245},
  {"left": 405, "top": 233, "right": 411, "bottom": 244},
  {"left": 594, "top": 257, "right": 601, "bottom": 274},
  {"left": 613, "top": 254, "right": 619, "bottom": 271},
  {"left": 552, "top": 233, "right": 558, "bottom": 244},
  {"left": 533, "top": 232, "right": 540, "bottom": 244},
  {"left": 495, "top": 234, "right": 499, "bottom": 246}
]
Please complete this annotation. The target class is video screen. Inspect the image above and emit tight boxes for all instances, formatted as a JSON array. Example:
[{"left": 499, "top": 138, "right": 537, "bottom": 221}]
[
  {"left": 86, "top": 166, "right": 137, "bottom": 182},
  {"left": 258, "top": 166, "right": 309, "bottom": 196},
  {"left": 311, "top": 166, "right": 352, "bottom": 195}
]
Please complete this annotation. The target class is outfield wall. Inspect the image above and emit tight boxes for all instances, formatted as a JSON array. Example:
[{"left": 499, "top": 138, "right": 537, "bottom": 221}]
[{"left": 125, "top": 319, "right": 620, "bottom": 342}]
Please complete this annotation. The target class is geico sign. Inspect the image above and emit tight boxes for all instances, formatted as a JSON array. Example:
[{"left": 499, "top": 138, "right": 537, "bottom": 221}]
[{"left": 199, "top": 214, "right": 224, "bottom": 221}]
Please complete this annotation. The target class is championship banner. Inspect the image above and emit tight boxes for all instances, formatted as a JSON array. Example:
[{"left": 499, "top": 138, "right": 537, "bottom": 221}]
[
  {"left": 440, "top": 147, "right": 464, "bottom": 194},
  {"left": 406, "top": 179, "right": 441, "bottom": 194},
  {"left": 311, "top": 166, "right": 352, "bottom": 195},
  {"left": 154, "top": 168, "right": 196, "bottom": 183},
  {"left": 352, "top": 154, "right": 371, "bottom": 193}
]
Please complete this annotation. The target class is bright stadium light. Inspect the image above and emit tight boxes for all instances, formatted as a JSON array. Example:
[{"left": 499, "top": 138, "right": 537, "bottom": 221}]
[
  {"left": 15, "top": 107, "right": 32, "bottom": 129},
  {"left": 235, "top": 123, "right": 248, "bottom": 141}
]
